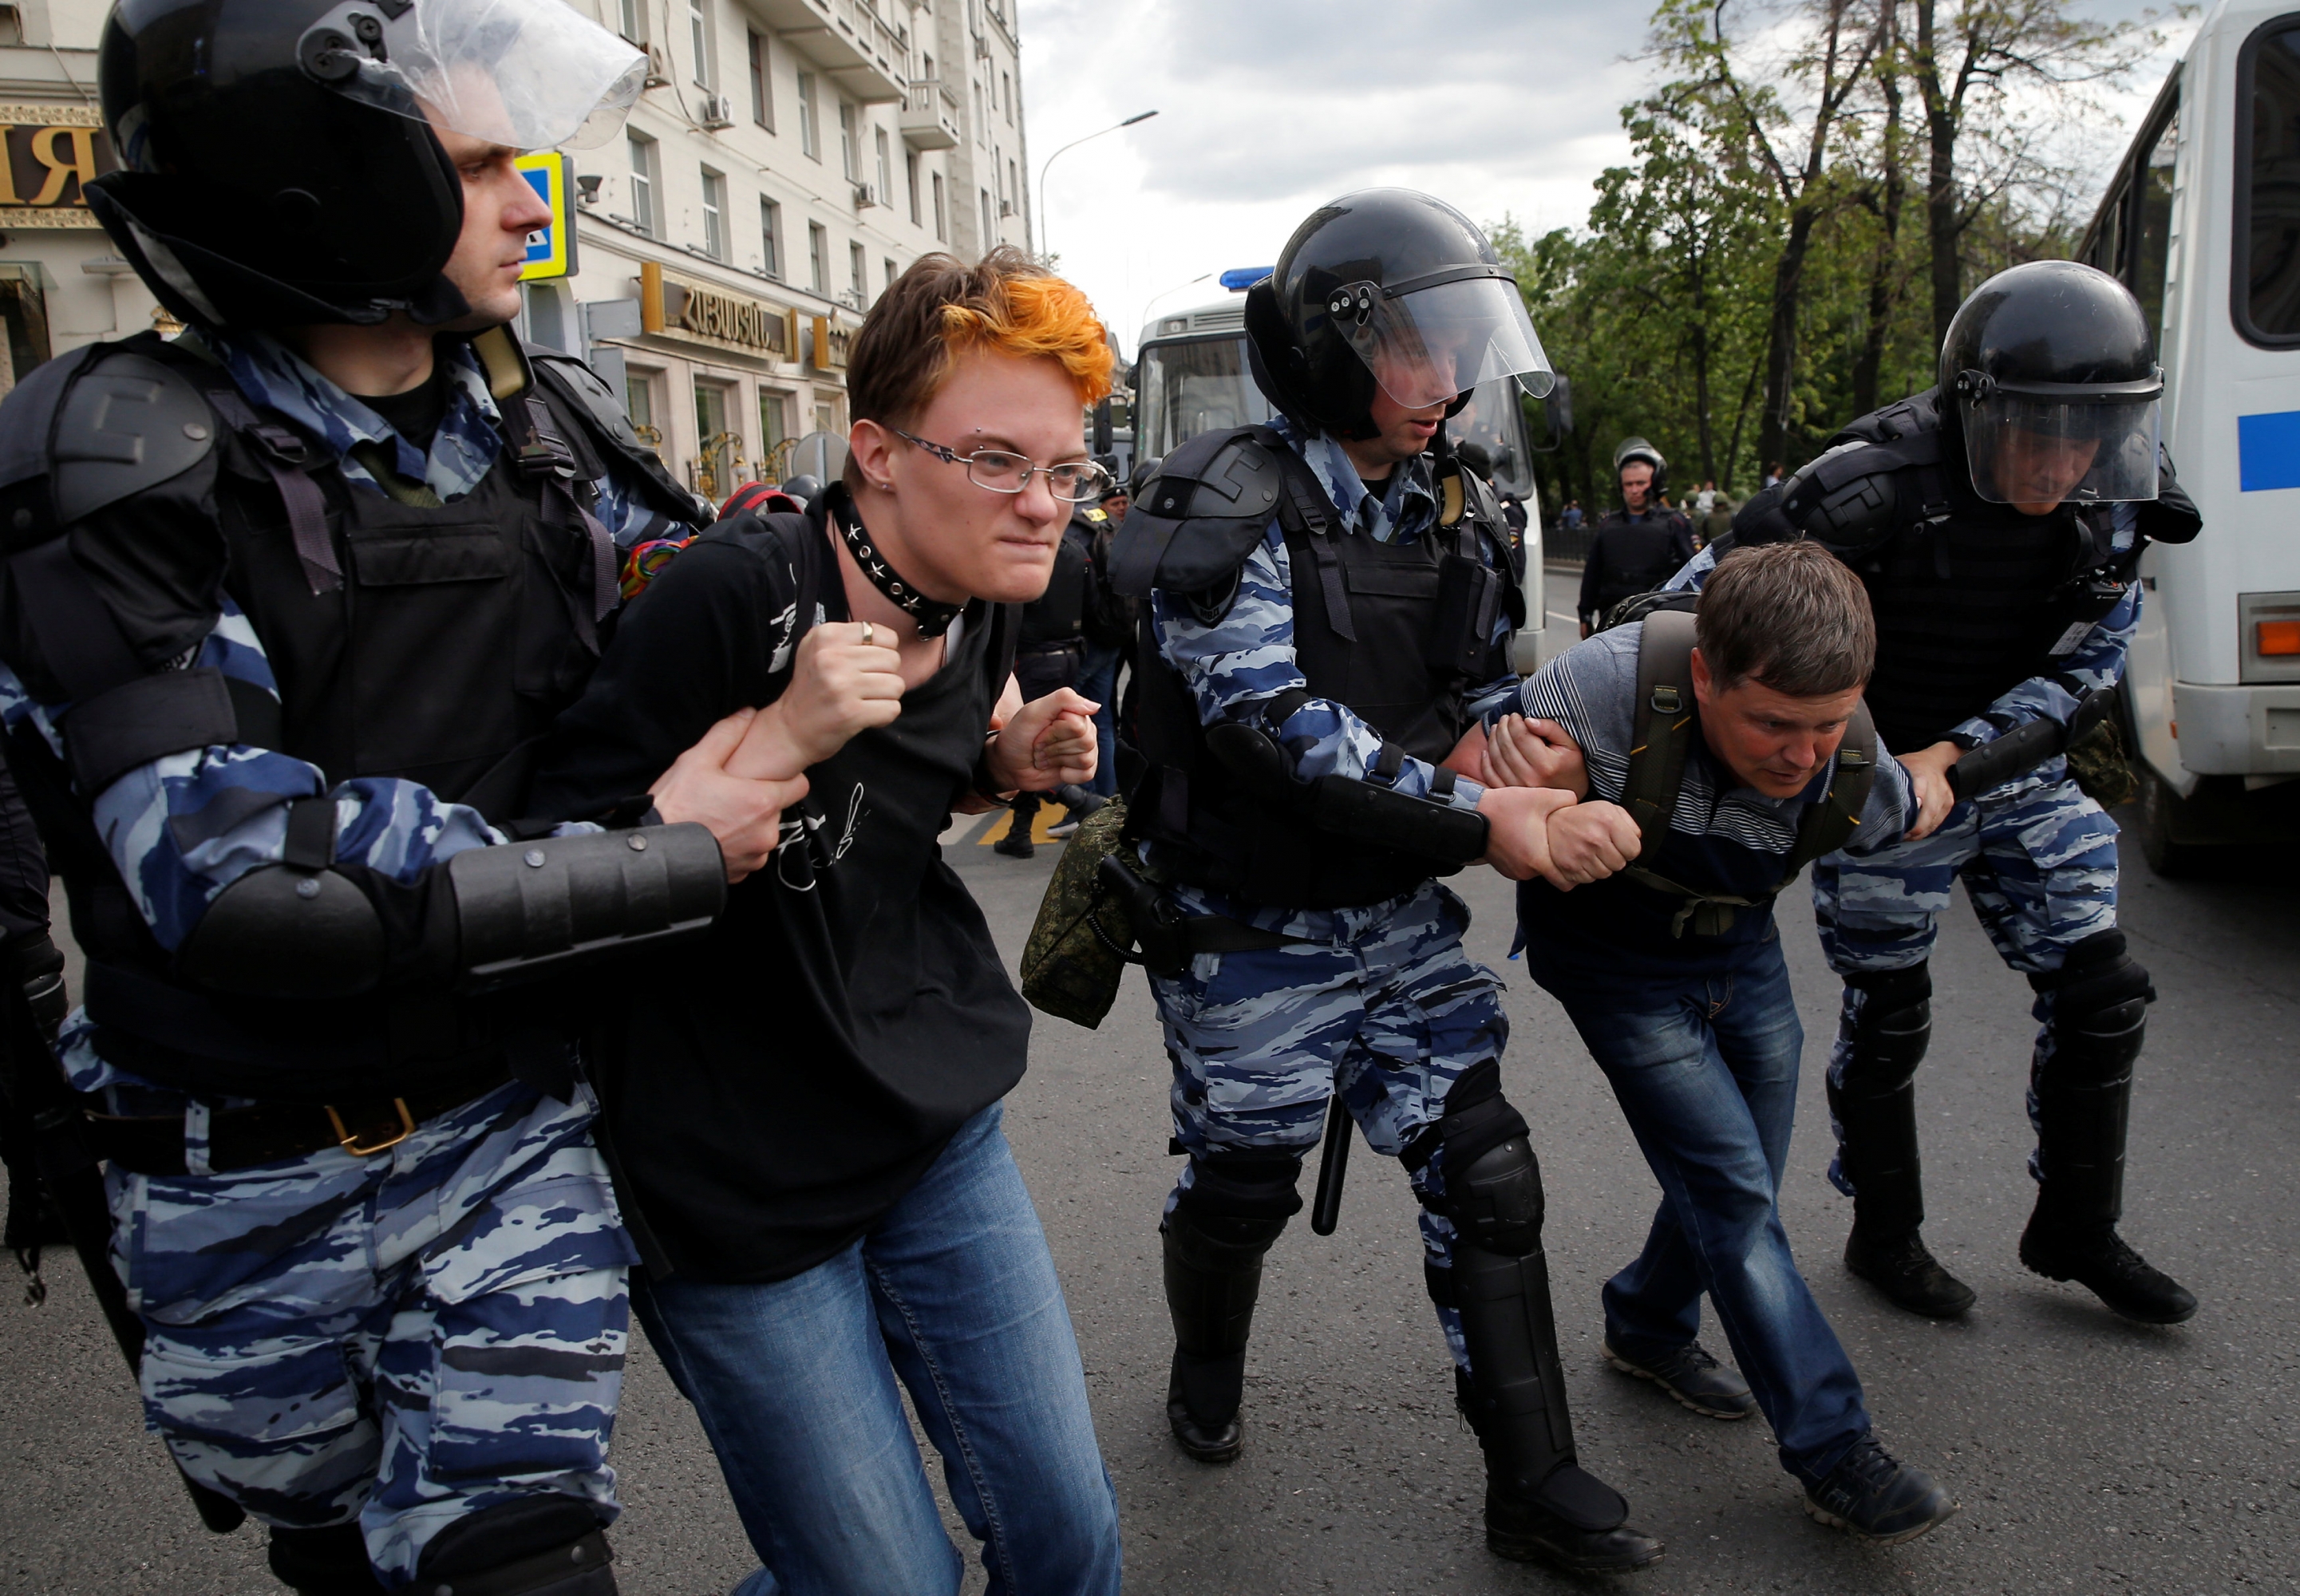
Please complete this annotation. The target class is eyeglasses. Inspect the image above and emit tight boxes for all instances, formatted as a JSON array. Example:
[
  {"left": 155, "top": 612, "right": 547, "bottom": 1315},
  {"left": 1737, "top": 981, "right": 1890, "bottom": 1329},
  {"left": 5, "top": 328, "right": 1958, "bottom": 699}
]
[{"left": 889, "top": 427, "right": 1116, "bottom": 504}]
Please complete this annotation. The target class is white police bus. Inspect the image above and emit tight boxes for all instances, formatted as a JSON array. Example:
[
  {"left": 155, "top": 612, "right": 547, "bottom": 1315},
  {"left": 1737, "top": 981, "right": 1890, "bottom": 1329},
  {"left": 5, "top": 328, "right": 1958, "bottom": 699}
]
[
  {"left": 1132, "top": 269, "right": 1551, "bottom": 668},
  {"left": 2079, "top": 0, "right": 2300, "bottom": 869}
]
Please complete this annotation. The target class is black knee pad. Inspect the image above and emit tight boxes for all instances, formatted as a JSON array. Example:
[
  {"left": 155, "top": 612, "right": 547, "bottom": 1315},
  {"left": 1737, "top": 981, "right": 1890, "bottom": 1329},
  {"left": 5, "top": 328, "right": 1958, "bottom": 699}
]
[
  {"left": 1841, "top": 964, "right": 1932, "bottom": 1088},
  {"left": 1168, "top": 1154, "right": 1302, "bottom": 1256},
  {"left": 412, "top": 1498, "right": 615, "bottom": 1596},
  {"left": 1433, "top": 1061, "right": 1543, "bottom": 1258},
  {"left": 269, "top": 1523, "right": 385, "bottom": 1595},
  {"left": 2031, "top": 930, "right": 2155, "bottom": 1049}
]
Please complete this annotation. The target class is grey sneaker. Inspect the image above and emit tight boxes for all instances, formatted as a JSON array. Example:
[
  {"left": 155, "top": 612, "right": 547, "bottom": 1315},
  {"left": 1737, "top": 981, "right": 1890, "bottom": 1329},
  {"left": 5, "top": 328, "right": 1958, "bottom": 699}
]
[{"left": 1603, "top": 1338, "right": 1757, "bottom": 1420}]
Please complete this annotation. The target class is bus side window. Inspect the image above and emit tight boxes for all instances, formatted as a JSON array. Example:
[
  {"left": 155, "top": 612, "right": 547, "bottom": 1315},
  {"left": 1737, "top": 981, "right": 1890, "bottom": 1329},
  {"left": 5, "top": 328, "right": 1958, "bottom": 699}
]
[
  {"left": 2240, "top": 23, "right": 2300, "bottom": 342},
  {"left": 2134, "top": 105, "right": 2179, "bottom": 351}
]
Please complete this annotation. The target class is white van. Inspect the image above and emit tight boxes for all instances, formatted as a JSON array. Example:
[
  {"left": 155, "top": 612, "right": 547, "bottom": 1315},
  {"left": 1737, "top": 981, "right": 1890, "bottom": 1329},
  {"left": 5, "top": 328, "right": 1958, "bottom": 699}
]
[
  {"left": 2078, "top": 0, "right": 2300, "bottom": 868},
  {"left": 1131, "top": 270, "right": 1551, "bottom": 668}
]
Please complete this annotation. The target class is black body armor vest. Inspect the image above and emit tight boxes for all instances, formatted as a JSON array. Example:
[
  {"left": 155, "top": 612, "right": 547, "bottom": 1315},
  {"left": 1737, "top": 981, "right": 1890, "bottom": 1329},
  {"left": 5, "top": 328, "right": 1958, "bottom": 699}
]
[
  {"left": 1729, "top": 389, "right": 2201, "bottom": 755},
  {"left": 1020, "top": 519, "right": 1093, "bottom": 650},
  {"left": 0, "top": 330, "right": 700, "bottom": 1100},
  {"left": 1132, "top": 435, "right": 1513, "bottom": 909}
]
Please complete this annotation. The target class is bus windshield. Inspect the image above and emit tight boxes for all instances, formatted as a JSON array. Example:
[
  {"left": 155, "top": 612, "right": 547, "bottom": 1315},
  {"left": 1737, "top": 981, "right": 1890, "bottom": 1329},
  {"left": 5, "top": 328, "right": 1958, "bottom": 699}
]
[{"left": 1135, "top": 334, "right": 1271, "bottom": 458}]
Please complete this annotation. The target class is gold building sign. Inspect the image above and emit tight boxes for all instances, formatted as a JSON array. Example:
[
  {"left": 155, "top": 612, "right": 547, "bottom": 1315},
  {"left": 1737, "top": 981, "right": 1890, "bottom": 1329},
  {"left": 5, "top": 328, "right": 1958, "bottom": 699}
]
[
  {"left": 812, "top": 315, "right": 852, "bottom": 372},
  {"left": 0, "top": 105, "right": 113, "bottom": 230},
  {"left": 639, "top": 261, "right": 796, "bottom": 358}
]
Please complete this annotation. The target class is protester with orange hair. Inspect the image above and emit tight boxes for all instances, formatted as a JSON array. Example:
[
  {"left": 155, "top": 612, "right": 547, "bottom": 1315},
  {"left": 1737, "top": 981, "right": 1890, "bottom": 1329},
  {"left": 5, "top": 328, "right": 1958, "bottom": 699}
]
[{"left": 530, "top": 249, "right": 1124, "bottom": 1595}]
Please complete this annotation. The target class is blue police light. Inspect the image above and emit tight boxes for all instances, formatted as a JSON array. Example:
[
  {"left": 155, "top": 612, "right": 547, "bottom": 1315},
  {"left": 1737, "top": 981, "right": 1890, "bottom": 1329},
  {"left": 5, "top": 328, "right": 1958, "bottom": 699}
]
[{"left": 1219, "top": 267, "right": 1274, "bottom": 291}]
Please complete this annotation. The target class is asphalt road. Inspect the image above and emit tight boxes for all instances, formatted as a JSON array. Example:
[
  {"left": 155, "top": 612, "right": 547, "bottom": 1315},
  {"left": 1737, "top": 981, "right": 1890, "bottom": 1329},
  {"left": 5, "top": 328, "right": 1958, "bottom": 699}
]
[{"left": 6, "top": 812, "right": 2298, "bottom": 1594}]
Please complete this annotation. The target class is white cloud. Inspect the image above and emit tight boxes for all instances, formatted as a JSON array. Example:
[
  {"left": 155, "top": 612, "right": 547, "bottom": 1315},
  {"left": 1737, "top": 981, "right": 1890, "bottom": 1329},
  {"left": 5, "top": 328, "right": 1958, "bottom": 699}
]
[{"left": 1018, "top": 0, "right": 2197, "bottom": 358}]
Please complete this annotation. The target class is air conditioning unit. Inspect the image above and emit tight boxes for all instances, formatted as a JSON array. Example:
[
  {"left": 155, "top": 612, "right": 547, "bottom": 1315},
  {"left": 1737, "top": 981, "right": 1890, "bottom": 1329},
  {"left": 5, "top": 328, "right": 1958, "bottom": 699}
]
[
  {"left": 998, "top": 198, "right": 1014, "bottom": 218},
  {"left": 700, "top": 94, "right": 734, "bottom": 129},
  {"left": 643, "top": 45, "right": 670, "bottom": 87},
  {"left": 854, "top": 183, "right": 883, "bottom": 209}
]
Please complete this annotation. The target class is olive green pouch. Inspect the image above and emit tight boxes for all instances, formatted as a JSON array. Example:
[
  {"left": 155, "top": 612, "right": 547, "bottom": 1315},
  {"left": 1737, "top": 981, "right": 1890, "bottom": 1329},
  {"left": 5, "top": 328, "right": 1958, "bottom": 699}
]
[{"left": 1019, "top": 800, "right": 1138, "bottom": 1029}]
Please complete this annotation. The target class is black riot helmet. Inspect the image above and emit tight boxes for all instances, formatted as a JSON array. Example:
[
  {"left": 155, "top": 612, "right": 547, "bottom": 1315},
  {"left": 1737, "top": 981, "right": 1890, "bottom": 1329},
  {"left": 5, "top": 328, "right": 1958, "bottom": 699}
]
[
  {"left": 1940, "top": 259, "right": 2164, "bottom": 506},
  {"left": 779, "top": 474, "right": 823, "bottom": 504},
  {"left": 90, "top": 0, "right": 645, "bottom": 330},
  {"left": 1244, "top": 188, "right": 1554, "bottom": 440},
  {"left": 1612, "top": 436, "right": 1667, "bottom": 504}
]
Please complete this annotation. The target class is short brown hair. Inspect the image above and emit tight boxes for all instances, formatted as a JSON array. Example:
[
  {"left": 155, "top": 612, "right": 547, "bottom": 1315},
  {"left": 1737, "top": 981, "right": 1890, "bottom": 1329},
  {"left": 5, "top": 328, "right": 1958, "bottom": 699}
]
[
  {"left": 843, "top": 248, "right": 1113, "bottom": 488},
  {"left": 1694, "top": 541, "right": 1875, "bottom": 697}
]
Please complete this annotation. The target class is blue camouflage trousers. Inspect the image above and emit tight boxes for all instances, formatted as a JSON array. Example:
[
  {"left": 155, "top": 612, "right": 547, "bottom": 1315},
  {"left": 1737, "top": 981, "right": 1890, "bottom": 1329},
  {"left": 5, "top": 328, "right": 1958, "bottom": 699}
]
[
  {"left": 1147, "top": 881, "right": 1508, "bottom": 1369},
  {"left": 108, "top": 1079, "right": 637, "bottom": 1586},
  {"left": 1812, "top": 765, "right": 2120, "bottom": 1191}
]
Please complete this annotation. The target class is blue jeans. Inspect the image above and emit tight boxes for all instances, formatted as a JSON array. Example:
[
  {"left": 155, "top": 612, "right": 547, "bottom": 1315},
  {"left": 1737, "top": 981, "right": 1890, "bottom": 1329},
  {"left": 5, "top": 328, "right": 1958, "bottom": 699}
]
[
  {"left": 1075, "top": 642, "right": 1120, "bottom": 800},
  {"left": 1523, "top": 940, "right": 1871, "bottom": 1479},
  {"left": 634, "top": 1104, "right": 1122, "bottom": 1596}
]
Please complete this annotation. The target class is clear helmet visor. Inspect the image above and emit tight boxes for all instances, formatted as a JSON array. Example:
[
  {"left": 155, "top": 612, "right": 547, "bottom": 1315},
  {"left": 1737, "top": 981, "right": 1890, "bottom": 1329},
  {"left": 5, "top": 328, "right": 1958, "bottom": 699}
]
[
  {"left": 1337, "top": 275, "right": 1555, "bottom": 410},
  {"left": 299, "top": 0, "right": 646, "bottom": 151},
  {"left": 1958, "top": 393, "right": 2162, "bottom": 506}
]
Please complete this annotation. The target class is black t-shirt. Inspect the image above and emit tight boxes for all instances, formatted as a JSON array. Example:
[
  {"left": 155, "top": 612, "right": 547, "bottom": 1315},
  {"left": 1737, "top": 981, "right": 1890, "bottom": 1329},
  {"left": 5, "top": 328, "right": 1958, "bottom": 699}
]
[
  {"left": 528, "top": 495, "right": 1027, "bottom": 1282},
  {"left": 350, "top": 363, "right": 449, "bottom": 452}
]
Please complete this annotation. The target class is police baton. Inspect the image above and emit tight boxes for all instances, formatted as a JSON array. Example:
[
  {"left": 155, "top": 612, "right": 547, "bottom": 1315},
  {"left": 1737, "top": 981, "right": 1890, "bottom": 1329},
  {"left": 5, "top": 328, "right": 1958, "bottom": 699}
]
[{"left": 1310, "top": 1092, "right": 1352, "bottom": 1236}]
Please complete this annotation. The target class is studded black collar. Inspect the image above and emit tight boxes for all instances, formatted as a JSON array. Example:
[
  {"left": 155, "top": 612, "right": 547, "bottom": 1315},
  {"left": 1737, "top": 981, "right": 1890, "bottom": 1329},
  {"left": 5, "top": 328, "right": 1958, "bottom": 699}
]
[{"left": 829, "top": 490, "right": 962, "bottom": 638}]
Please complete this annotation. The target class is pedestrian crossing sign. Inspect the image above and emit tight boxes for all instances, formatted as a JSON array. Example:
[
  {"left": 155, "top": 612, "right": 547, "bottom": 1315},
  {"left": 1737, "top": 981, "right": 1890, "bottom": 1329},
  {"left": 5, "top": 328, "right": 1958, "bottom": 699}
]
[{"left": 516, "top": 152, "right": 576, "bottom": 281}]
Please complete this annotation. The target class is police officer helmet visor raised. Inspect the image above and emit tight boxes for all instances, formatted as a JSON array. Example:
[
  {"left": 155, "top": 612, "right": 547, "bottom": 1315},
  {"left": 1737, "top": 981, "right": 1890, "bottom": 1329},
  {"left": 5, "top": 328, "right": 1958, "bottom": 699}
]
[
  {"left": 1325, "top": 267, "right": 1555, "bottom": 411},
  {"left": 1954, "top": 373, "right": 2162, "bottom": 506},
  {"left": 298, "top": 0, "right": 646, "bottom": 152}
]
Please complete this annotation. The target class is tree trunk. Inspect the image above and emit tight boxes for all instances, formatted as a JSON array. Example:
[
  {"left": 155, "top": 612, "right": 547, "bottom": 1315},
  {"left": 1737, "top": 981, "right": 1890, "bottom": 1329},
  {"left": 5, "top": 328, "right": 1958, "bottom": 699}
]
[
  {"left": 1853, "top": 2, "right": 1907, "bottom": 417},
  {"left": 1757, "top": 202, "right": 1820, "bottom": 472},
  {"left": 1913, "top": 0, "right": 1962, "bottom": 346}
]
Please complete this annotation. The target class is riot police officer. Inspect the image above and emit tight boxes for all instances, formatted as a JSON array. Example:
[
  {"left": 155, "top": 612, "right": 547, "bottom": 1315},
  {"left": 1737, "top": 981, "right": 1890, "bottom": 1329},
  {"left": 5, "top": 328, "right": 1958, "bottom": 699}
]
[
  {"left": 0, "top": 2, "right": 797, "bottom": 1590},
  {"left": 1111, "top": 189, "right": 1662, "bottom": 1574},
  {"left": 1684, "top": 259, "right": 2202, "bottom": 1326},
  {"left": 1577, "top": 437, "right": 1694, "bottom": 634}
]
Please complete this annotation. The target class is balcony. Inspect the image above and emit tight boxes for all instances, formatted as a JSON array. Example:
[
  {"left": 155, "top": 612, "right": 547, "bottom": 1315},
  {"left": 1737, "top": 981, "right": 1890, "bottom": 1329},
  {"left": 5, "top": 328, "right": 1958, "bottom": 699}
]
[
  {"left": 755, "top": 0, "right": 907, "bottom": 105},
  {"left": 900, "top": 78, "right": 959, "bottom": 150}
]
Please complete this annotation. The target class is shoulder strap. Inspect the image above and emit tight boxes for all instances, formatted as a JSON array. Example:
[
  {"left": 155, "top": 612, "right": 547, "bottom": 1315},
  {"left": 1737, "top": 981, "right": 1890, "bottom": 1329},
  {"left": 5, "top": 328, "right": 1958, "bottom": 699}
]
[
  {"left": 751, "top": 509, "right": 829, "bottom": 702},
  {"left": 1622, "top": 610, "right": 1697, "bottom": 850},
  {"left": 1265, "top": 437, "right": 1357, "bottom": 644},
  {"left": 1777, "top": 700, "right": 1876, "bottom": 883}
]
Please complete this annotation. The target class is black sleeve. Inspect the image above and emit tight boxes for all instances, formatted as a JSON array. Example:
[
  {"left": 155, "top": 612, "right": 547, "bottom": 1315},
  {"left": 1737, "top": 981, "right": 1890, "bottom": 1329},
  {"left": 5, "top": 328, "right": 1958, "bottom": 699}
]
[
  {"left": 528, "top": 531, "right": 796, "bottom": 824},
  {"left": 2138, "top": 444, "right": 2203, "bottom": 547},
  {"left": 1672, "top": 516, "right": 1697, "bottom": 565},
  {"left": 1578, "top": 530, "right": 1605, "bottom": 622}
]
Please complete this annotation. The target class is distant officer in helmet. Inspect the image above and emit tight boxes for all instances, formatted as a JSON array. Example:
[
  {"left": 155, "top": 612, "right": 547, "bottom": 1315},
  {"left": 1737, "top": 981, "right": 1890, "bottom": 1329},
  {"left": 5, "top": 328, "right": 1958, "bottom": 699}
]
[
  {"left": 1672, "top": 259, "right": 2203, "bottom": 1327},
  {"left": 1110, "top": 189, "right": 1662, "bottom": 1574},
  {"left": 1578, "top": 437, "right": 1695, "bottom": 635},
  {"left": 0, "top": 1, "right": 800, "bottom": 1590}
]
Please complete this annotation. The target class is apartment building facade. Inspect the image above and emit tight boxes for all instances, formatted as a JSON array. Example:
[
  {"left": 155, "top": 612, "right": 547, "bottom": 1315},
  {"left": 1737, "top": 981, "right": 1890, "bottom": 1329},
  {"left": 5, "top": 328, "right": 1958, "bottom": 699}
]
[
  {"left": 0, "top": 0, "right": 1033, "bottom": 502},
  {"left": 551, "top": 0, "right": 1034, "bottom": 500}
]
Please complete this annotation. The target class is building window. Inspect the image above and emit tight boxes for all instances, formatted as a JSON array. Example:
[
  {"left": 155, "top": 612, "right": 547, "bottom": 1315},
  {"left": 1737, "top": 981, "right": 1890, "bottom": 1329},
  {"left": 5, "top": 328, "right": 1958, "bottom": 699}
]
[
  {"left": 761, "top": 390, "right": 791, "bottom": 466},
  {"left": 617, "top": 0, "right": 645, "bottom": 44},
  {"left": 932, "top": 172, "right": 946, "bottom": 241},
  {"left": 980, "top": 187, "right": 994, "bottom": 243},
  {"left": 797, "top": 71, "right": 819, "bottom": 160},
  {"left": 1008, "top": 159, "right": 1018, "bottom": 215},
  {"left": 808, "top": 222, "right": 829, "bottom": 295},
  {"left": 748, "top": 30, "right": 773, "bottom": 129},
  {"left": 1003, "top": 70, "right": 1013, "bottom": 124},
  {"left": 906, "top": 151, "right": 921, "bottom": 226},
  {"left": 759, "top": 197, "right": 782, "bottom": 278},
  {"left": 884, "top": 256, "right": 898, "bottom": 298},
  {"left": 875, "top": 127, "right": 892, "bottom": 205},
  {"left": 628, "top": 132, "right": 658, "bottom": 236},
  {"left": 688, "top": 0, "right": 713, "bottom": 89},
  {"left": 626, "top": 368, "right": 658, "bottom": 444},
  {"left": 700, "top": 167, "right": 725, "bottom": 259},
  {"left": 839, "top": 101, "right": 858, "bottom": 182},
  {"left": 850, "top": 240, "right": 867, "bottom": 305}
]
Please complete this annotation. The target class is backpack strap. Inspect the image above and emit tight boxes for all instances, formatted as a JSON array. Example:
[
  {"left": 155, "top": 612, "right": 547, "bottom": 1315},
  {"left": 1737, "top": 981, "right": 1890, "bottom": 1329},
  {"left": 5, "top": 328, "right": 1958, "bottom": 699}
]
[
  {"left": 1621, "top": 609, "right": 1697, "bottom": 851},
  {"left": 1776, "top": 700, "right": 1876, "bottom": 885}
]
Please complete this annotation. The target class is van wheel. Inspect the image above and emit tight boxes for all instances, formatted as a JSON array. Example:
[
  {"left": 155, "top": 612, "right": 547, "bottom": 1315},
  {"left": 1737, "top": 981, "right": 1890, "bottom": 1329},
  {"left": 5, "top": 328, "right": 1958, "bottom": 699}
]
[{"left": 2134, "top": 764, "right": 2210, "bottom": 877}]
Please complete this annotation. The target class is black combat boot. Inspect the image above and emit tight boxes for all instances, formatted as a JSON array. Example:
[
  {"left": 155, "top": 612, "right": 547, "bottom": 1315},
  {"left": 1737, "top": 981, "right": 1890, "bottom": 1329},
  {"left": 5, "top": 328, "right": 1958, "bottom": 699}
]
[
  {"left": 1829, "top": 965, "right": 1976, "bottom": 1317},
  {"left": 2020, "top": 933, "right": 2196, "bottom": 1325},
  {"left": 1162, "top": 1164, "right": 1298, "bottom": 1464}
]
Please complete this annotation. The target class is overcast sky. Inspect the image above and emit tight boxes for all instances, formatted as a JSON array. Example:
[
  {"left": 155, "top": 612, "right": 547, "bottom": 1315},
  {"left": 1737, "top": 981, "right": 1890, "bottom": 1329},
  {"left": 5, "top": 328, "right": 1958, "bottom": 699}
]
[{"left": 1017, "top": 0, "right": 2196, "bottom": 357}]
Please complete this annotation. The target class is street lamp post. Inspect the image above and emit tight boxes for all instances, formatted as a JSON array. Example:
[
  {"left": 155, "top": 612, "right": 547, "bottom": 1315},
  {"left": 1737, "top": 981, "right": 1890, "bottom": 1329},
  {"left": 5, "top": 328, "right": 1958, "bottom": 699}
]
[{"left": 1037, "top": 109, "right": 1156, "bottom": 262}]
